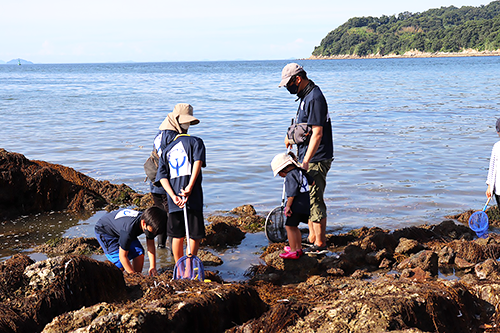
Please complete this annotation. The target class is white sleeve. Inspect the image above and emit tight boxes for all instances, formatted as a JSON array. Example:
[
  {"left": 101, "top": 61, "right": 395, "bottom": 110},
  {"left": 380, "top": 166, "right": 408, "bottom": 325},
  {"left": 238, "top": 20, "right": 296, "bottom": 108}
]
[{"left": 487, "top": 142, "right": 500, "bottom": 191}]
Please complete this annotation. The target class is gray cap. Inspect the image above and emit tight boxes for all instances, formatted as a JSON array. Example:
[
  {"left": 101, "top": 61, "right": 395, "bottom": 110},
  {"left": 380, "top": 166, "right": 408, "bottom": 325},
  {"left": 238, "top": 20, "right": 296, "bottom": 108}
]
[{"left": 278, "top": 63, "right": 304, "bottom": 87}]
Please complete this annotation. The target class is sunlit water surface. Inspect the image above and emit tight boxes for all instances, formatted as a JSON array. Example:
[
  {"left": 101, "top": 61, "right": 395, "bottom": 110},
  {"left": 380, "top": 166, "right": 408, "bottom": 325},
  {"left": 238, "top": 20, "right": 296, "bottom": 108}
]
[{"left": 1, "top": 57, "right": 500, "bottom": 279}]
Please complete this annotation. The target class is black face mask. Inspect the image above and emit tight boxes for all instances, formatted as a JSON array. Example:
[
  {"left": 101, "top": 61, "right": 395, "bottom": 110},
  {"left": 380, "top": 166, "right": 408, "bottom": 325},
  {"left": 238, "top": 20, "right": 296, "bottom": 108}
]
[
  {"left": 144, "top": 229, "right": 156, "bottom": 239},
  {"left": 286, "top": 81, "right": 299, "bottom": 95}
]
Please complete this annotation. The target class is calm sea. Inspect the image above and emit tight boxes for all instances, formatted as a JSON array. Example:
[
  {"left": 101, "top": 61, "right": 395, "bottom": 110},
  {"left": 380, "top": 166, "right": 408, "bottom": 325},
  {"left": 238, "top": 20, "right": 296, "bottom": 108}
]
[{"left": 1, "top": 58, "right": 500, "bottom": 278}]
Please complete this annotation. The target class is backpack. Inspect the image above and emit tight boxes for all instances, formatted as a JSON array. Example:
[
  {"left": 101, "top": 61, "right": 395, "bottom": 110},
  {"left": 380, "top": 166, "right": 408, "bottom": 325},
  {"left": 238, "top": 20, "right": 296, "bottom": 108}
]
[
  {"left": 144, "top": 133, "right": 189, "bottom": 185},
  {"left": 143, "top": 149, "right": 160, "bottom": 184}
]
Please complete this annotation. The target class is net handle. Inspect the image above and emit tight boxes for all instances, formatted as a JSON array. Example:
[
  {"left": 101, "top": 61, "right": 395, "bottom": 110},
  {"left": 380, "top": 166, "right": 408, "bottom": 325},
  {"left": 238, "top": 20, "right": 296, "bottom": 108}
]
[
  {"left": 483, "top": 197, "right": 492, "bottom": 211},
  {"left": 183, "top": 204, "right": 192, "bottom": 256},
  {"left": 280, "top": 178, "right": 286, "bottom": 207}
]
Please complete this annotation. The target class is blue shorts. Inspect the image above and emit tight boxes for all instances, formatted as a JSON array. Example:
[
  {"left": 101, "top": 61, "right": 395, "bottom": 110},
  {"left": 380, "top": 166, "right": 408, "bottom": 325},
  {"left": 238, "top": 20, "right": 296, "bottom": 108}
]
[{"left": 95, "top": 231, "right": 144, "bottom": 269}]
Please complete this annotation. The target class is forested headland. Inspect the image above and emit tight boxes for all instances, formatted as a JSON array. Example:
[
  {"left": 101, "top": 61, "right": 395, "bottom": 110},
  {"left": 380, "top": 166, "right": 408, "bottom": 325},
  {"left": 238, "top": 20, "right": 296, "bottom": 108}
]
[{"left": 312, "top": 0, "right": 500, "bottom": 58}]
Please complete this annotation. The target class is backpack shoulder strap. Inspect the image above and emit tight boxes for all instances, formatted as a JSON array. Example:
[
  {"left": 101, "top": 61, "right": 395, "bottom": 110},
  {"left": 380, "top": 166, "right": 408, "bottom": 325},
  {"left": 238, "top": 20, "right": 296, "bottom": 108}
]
[{"left": 173, "top": 133, "right": 190, "bottom": 141}]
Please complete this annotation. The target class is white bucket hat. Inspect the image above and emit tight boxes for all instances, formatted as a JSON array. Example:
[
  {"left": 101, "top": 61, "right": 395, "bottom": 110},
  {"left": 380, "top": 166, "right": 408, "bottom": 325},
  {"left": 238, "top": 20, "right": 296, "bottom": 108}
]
[{"left": 271, "top": 152, "right": 301, "bottom": 177}]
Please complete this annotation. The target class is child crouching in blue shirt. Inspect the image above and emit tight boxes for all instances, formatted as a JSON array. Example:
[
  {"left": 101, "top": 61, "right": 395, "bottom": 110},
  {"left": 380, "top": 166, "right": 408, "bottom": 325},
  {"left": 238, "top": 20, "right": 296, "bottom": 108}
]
[
  {"left": 94, "top": 206, "right": 166, "bottom": 275},
  {"left": 271, "top": 152, "right": 314, "bottom": 259}
]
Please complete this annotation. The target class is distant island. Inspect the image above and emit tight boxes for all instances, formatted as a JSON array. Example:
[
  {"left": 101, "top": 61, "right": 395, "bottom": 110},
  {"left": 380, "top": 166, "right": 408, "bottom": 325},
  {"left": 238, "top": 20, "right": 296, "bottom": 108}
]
[
  {"left": 311, "top": 1, "right": 500, "bottom": 59},
  {"left": 1, "top": 59, "right": 34, "bottom": 65}
]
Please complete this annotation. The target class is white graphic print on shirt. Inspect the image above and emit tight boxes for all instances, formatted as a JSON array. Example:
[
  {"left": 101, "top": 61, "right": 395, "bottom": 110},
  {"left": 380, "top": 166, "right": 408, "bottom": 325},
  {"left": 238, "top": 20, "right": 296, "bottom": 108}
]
[
  {"left": 300, "top": 172, "right": 309, "bottom": 193},
  {"left": 167, "top": 141, "right": 192, "bottom": 179},
  {"left": 115, "top": 209, "right": 140, "bottom": 219}
]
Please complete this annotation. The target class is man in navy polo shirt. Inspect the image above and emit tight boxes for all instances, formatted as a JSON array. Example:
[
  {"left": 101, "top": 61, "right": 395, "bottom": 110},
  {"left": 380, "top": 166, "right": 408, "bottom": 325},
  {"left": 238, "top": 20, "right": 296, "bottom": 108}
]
[{"left": 279, "top": 63, "right": 334, "bottom": 254}]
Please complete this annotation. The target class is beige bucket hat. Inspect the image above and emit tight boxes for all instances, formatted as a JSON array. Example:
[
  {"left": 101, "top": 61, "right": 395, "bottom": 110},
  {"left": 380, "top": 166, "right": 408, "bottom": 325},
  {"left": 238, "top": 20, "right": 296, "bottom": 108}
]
[
  {"left": 271, "top": 152, "right": 301, "bottom": 177},
  {"left": 159, "top": 103, "right": 200, "bottom": 131}
]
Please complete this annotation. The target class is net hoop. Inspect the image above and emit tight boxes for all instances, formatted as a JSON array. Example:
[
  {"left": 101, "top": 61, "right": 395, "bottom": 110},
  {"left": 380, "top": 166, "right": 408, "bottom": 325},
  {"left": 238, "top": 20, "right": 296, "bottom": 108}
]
[
  {"left": 265, "top": 206, "right": 287, "bottom": 243},
  {"left": 173, "top": 255, "right": 205, "bottom": 281},
  {"left": 468, "top": 211, "right": 489, "bottom": 238}
]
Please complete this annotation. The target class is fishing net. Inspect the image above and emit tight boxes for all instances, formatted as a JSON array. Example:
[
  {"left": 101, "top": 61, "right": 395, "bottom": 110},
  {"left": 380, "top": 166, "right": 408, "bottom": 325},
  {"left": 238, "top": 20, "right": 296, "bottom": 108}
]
[
  {"left": 265, "top": 206, "right": 287, "bottom": 243},
  {"left": 173, "top": 255, "right": 205, "bottom": 281},
  {"left": 468, "top": 211, "right": 489, "bottom": 238}
]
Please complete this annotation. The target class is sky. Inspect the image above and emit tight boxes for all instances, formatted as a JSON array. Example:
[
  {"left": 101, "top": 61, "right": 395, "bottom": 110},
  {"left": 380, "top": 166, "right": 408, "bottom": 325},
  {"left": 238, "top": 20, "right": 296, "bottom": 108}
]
[{"left": 0, "top": 0, "right": 493, "bottom": 64}]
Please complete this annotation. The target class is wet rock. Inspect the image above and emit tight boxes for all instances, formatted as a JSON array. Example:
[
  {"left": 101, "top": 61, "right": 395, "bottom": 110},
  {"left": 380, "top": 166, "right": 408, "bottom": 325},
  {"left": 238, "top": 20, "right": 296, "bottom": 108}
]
[
  {"left": 400, "top": 267, "right": 432, "bottom": 281},
  {"left": 0, "top": 254, "right": 35, "bottom": 301},
  {"left": 447, "top": 206, "right": 500, "bottom": 229},
  {"left": 475, "top": 259, "right": 500, "bottom": 280},
  {"left": 455, "top": 257, "right": 475, "bottom": 271},
  {"left": 395, "top": 238, "right": 424, "bottom": 255},
  {"left": 327, "top": 267, "right": 345, "bottom": 276},
  {"left": 201, "top": 221, "right": 246, "bottom": 248},
  {"left": 430, "top": 219, "right": 474, "bottom": 240},
  {"left": 437, "top": 245, "right": 456, "bottom": 265},
  {"left": 230, "top": 204, "right": 256, "bottom": 216},
  {"left": 227, "top": 302, "right": 308, "bottom": 333},
  {"left": 197, "top": 249, "right": 223, "bottom": 266},
  {"left": 206, "top": 207, "right": 265, "bottom": 233},
  {"left": 42, "top": 302, "right": 117, "bottom": 333},
  {"left": 278, "top": 278, "right": 481, "bottom": 333},
  {"left": 351, "top": 269, "right": 370, "bottom": 279},
  {"left": 33, "top": 236, "right": 103, "bottom": 256},
  {"left": 379, "top": 258, "right": 393, "bottom": 269},
  {"left": 397, "top": 250, "right": 438, "bottom": 276},
  {"left": 0, "top": 149, "right": 145, "bottom": 220},
  {"left": 359, "top": 231, "right": 398, "bottom": 252},
  {"left": 366, "top": 248, "right": 394, "bottom": 268},
  {"left": 447, "top": 238, "right": 500, "bottom": 264},
  {"left": 342, "top": 244, "right": 366, "bottom": 265},
  {"left": 473, "top": 282, "right": 500, "bottom": 319},
  {"left": 260, "top": 250, "right": 320, "bottom": 284},
  {"left": 43, "top": 278, "right": 267, "bottom": 333},
  {"left": 327, "top": 232, "right": 356, "bottom": 247},
  {"left": 6, "top": 215, "right": 500, "bottom": 332},
  {"left": 392, "top": 226, "right": 437, "bottom": 243},
  {"left": 0, "top": 255, "right": 126, "bottom": 332}
]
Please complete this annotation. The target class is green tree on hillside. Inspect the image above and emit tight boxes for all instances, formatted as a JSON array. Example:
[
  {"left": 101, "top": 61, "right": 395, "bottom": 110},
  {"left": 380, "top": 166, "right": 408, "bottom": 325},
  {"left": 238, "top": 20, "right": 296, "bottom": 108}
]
[{"left": 312, "top": 1, "right": 500, "bottom": 57}]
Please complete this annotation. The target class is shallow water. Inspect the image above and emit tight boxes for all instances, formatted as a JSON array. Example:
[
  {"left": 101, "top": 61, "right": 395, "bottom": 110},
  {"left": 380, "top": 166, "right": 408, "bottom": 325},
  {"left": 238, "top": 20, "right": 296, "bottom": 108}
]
[{"left": 2, "top": 57, "right": 500, "bottom": 278}]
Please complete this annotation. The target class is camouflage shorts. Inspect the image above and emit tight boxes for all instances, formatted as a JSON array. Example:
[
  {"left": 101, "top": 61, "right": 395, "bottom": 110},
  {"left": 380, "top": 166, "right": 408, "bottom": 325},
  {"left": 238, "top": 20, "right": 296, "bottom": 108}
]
[{"left": 308, "top": 159, "right": 332, "bottom": 222}]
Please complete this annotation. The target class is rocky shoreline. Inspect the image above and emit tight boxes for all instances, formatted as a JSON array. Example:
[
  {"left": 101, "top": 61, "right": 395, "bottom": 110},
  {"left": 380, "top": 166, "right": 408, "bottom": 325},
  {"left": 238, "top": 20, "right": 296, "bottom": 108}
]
[
  {"left": 306, "top": 49, "right": 500, "bottom": 60},
  {"left": 3, "top": 218, "right": 500, "bottom": 332},
  {"left": 4, "top": 149, "right": 500, "bottom": 332}
]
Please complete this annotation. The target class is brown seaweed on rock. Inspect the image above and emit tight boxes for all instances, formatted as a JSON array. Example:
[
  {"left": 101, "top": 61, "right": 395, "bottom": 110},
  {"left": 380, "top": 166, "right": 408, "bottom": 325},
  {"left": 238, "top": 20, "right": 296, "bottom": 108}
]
[
  {"left": 206, "top": 206, "right": 265, "bottom": 233},
  {"left": 0, "top": 149, "right": 145, "bottom": 220},
  {"left": 0, "top": 254, "right": 126, "bottom": 332},
  {"left": 446, "top": 205, "right": 500, "bottom": 228},
  {"left": 43, "top": 275, "right": 268, "bottom": 333},
  {"left": 6, "top": 209, "right": 500, "bottom": 332},
  {"left": 33, "top": 236, "right": 103, "bottom": 256}
]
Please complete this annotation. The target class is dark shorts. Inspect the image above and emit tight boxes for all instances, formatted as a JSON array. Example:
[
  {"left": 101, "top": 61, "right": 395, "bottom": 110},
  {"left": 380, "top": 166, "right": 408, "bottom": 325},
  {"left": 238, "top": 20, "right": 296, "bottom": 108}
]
[
  {"left": 152, "top": 193, "right": 169, "bottom": 245},
  {"left": 286, "top": 213, "right": 309, "bottom": 227},
  {"left": 168, "top": 210, "right": 205, "bottom": 239},
  {"left": 95, "top": 231, "right": 144, "bottom": 269}
]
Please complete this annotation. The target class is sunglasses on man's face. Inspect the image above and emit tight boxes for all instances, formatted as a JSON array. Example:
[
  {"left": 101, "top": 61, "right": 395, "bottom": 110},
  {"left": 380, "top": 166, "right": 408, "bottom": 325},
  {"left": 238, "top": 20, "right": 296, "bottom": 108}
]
[{"left": 287, "top": 76, "right": 297, "bottom": 87}]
